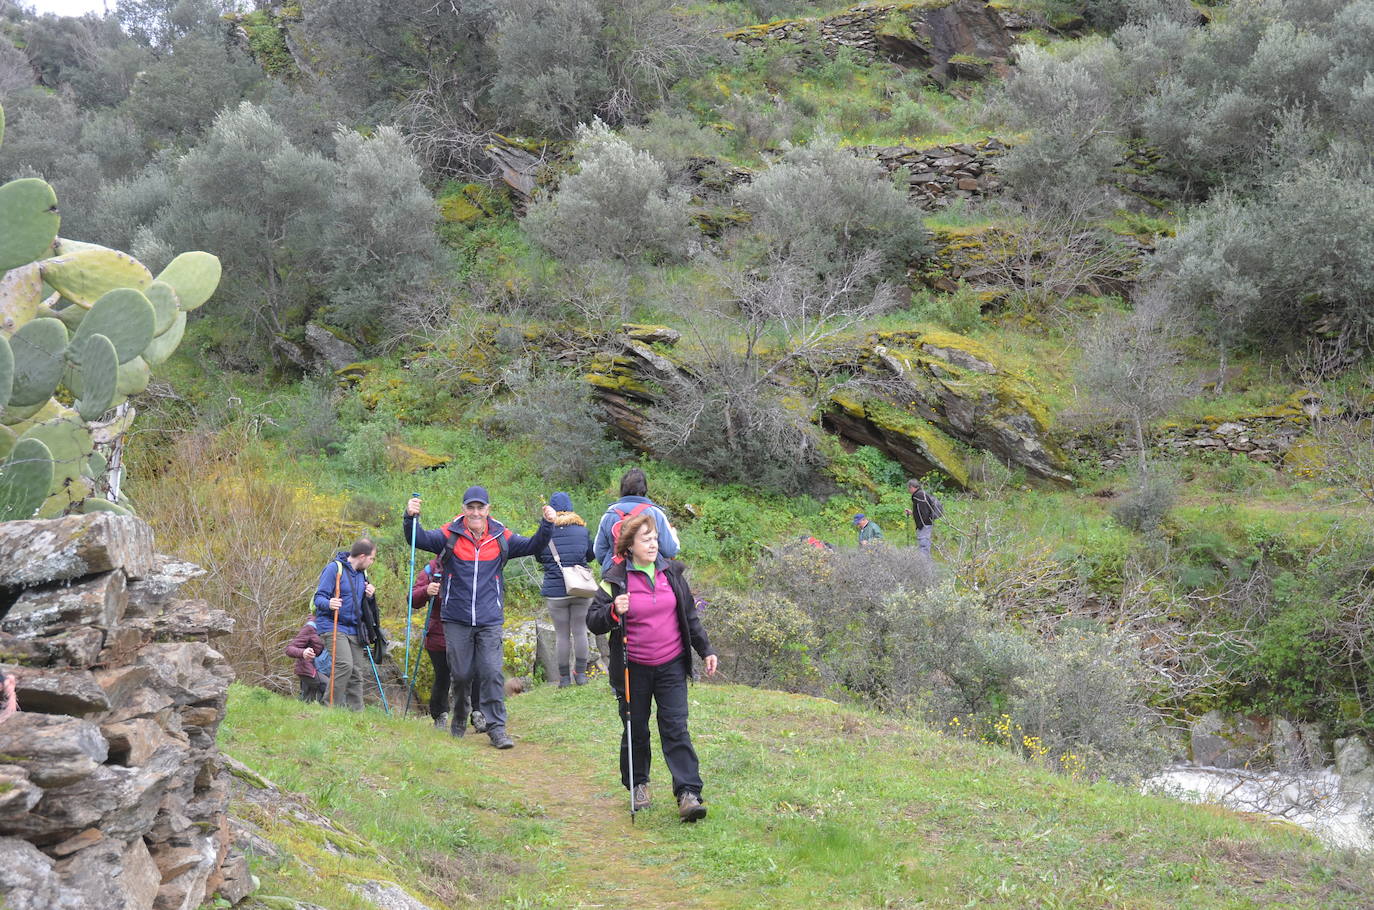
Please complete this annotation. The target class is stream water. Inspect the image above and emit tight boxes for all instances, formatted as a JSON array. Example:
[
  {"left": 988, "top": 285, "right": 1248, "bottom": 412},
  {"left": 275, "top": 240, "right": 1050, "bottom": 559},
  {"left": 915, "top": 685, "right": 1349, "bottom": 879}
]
[{"left": 1146, "top": 765, "right": 1372, "bottom": 851}]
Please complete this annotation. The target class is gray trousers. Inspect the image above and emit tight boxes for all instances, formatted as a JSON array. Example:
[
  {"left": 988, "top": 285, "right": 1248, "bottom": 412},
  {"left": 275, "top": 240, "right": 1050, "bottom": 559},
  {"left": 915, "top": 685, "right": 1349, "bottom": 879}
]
[
  {"left": 545, "top": 596, "right": 592, "bottom": 668},
  {"left": 328, "top": 633, "right": 367, "bottom": 711},
  {"left": 916, "top": 524, "right": 933, "bottom": 556},
  {"left": 443, "top": 622, "right": 507, "bottom": 732}
]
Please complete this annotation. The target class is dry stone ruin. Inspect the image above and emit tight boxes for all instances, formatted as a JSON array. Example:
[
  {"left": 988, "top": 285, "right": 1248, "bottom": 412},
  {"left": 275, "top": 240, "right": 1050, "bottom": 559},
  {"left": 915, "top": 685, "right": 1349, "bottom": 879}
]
[{"left": 0, "top": 513, "right": 249, "bottom": 910}]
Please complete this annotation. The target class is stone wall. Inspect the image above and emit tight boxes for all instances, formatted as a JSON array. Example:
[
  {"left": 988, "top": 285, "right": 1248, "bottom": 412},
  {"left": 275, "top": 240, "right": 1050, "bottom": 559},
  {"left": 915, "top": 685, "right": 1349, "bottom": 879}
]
[
  {"left": 1064, "top": 412, "right": 1311, "bottom": 472},
  {"left": 867, "top": 139, "right": 1005, "bottom": 208},
  {"left": 725, "top": 0, "right": 1031, "bottom": 81},
  {"left": 0, "top": 514, "right": 249, "bottom": 910}
]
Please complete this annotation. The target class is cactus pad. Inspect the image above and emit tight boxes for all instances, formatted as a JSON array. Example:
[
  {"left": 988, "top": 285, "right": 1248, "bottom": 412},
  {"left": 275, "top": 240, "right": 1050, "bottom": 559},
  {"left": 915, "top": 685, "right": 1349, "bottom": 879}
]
[
  {"left": 80, "top": 497, "right": 132, "bottom": 516},
  {"left": 0, "top": 263, "right": 46, "bottom": 338},
  {"left": 8, "top": 317, "right": 69, "bottom": 408},
  {"left": 75, "top": 333, "right": 118, "bottom": 420},
  {"left": 39, "top": 247, "right": 153, "bottom": 308},
  {"left": 156, "top": 251, "right": 221, "bottom": 312},
  {"left": 69, "top": 288, "right": 155, "bottom": 365},
  {"left": 116, "top": 356, "right": 150, "bottom": 398},
  {"left": 145, "top": 280, "right": 179, "bottom": 335},
  {"left": 0, "top": 334, "right": 11, "bottom": 413},
  {"left": 0, "top": 178, "right": 61, "bottom": 272},
  {"left": 20, "top": 416, "right": 93, "bottom": 497},
  {"left": 142, "top": 312, "right": 186, "bottom": 367},
  {"left": 0, "top": 437, "right": 54, "bottom": 521}
]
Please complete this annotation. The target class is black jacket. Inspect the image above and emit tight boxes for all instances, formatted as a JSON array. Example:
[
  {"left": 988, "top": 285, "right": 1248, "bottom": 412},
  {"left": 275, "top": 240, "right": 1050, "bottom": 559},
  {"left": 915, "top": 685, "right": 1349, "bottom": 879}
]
[
  {"left": 587, "top": 557, "right": 714, "bottom": 689},
  {"left": 910, "top": 490, "right": 941, "bottom": 528}
]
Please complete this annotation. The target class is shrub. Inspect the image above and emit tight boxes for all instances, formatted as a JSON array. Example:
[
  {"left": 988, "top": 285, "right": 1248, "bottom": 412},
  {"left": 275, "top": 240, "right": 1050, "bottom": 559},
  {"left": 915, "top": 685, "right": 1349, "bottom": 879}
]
[
  {"left": 1110, "top": 462, "right": 1180, "bottom": 533},
  {"left": 343, "top": 420, "right": 393, "bottom": 476},
  {"left": 488, "top": 370, "right": 625, "bottom": 485},
  {"left": 708, "top": 589, "right": 819, "bottom": 690},
  {"left": 525, "top": 120, "right": 694, "bottom": 265},
  {"left": 734, "top": 134, "right": 929, "bottom": 275},
  {"left": 1011, "top": 627, "right": 1168, "bottom": 781},
  {"left": 277, "top": 379, "right": 346, "bottom": 455}
]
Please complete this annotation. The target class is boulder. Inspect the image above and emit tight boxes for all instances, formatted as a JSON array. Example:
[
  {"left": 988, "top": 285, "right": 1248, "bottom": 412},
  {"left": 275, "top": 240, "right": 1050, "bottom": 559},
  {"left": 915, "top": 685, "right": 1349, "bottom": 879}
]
[
  {"left": 1, "top": 571, "right": 127, "bottom": 638},
  {"left": 303, "top": 323, "right": 361, "bottom": 372},
  {"left": 151, "top": 833, "right": 219, "bottom": 910},
  {"left": 0, "top": 713, "right": 108, "bottom": 787},
  {"left": 0, "top": 513, "right": 155, "bottom": 588},
  {"left": 102, "top": 718, "right": 167, "bottom": 767},
  {"left": 6, "top": 665, "right": 111, "bottom": 716},
  {"left": 0, "top": 625, "right": 104, "bottom": 667},
  {"left": 55, "top": 836, "right": 160, "bottom": 910},
  {"left": 622, "top": 323, "right": 682, "bottom": 345},
  {"left": 0, "top": 766, "right": 42, "bottom": 824},
  {"left": 1334, "top": 736, "right": 1374, "bottom": 798},
  {"left": 1189, "top": 711, "right": 1271, "bottom": 769},
  {"left": 151, "top": 600, "right": 234, "bottom": 642},
  {"left": 125, "top": 557, "right": 206, "bottom": 620},
  {"left": 0, "top": 837, "right": 62, "bottom": 910},
  {"left": 134, "top": 642, "right": 235, "bottom": 707}
]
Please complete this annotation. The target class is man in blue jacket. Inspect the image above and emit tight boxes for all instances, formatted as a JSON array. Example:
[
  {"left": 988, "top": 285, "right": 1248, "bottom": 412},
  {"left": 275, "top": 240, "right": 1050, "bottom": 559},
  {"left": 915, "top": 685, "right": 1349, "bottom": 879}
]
[
  {"left": 592, "top": 468, "right": 680, "bottom": 566},
  {"left": 404, "top": 486, "right": 556, "bottom": 749},
  {"left": 313, "top": 539, "right": 377, "bottom": 711}
]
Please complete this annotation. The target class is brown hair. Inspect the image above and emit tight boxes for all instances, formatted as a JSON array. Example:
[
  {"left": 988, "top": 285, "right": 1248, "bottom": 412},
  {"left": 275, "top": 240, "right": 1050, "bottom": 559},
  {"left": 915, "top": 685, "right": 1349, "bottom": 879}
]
[
  {"left": 615, "top": 512, "right": 657, "bottom": 560},
  {"left": 350, "top": 538, "right": 376, "bottom": 557}
]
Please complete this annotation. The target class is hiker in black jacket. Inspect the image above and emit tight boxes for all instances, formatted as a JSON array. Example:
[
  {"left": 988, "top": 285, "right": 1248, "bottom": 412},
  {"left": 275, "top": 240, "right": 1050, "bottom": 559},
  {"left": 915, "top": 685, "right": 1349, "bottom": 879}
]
[{"left": 905, "top": 478, "right": 942, "bottom": 556}]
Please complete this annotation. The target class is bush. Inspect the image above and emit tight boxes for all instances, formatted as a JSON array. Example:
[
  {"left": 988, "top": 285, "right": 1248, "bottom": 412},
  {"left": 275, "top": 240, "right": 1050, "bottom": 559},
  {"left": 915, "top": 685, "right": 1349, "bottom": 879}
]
[
  {"left": 1110, "top": 462, "right": 1180, "bottom": 533},
  {"left": 708, "top": 589, "right": 819, "bottom": 690},
  {"left": 526, "top": 120, "right": 694, "bottom": 265},
  {"left": 1154, "top": 152, "right": 1374, "bottom": 357},
  {"left": 734, "top": 134, "right": 929, "bottom": 275},
  {"left": 487, "top": 369, "right": 625, "bottom": 485},
  {"left": 343, "top": 420, "right": 393, "bottom": 476}
]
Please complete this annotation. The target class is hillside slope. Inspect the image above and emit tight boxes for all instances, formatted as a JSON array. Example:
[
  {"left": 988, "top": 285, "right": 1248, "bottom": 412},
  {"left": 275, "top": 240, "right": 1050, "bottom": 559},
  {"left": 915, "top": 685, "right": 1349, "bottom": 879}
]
[{"left": 221, "top": 683, "right": 1373, "bottom": 909}]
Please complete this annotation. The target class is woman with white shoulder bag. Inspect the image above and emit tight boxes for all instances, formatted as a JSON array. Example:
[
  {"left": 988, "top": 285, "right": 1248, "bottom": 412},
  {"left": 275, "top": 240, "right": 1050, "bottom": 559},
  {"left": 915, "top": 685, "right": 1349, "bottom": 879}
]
[{"left": 535, "top": 492, "right": 599, "bottom": 686}]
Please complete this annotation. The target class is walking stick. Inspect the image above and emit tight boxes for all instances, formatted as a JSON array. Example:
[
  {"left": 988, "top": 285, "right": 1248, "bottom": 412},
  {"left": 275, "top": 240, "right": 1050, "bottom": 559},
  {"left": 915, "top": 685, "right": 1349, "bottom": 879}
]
[
  {"left": 403, "top": 491, "right": 419, "bottom": 701},
  {"left": 327, "top": 561, "right": 341, "bottom": 707},
  {"left": 364, "top": 639, "right": 391, "bottom": 714},
  {"left": 403, "top": 570, "right": 441, "bottom": 717},
  {"left": 622, "top": 608, "right": 636, "bottom": 823}
]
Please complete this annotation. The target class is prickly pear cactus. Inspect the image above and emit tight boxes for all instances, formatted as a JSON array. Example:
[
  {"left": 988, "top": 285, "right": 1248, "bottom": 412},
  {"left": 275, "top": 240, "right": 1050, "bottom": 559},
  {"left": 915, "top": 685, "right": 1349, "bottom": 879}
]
[{"left": 0, "top": 100, "right": 222, "bottom": 520}]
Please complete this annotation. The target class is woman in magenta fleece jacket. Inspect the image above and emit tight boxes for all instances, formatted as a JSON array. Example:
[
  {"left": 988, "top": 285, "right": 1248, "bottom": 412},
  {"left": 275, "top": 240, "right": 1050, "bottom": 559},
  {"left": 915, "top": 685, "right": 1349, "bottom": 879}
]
[{"left": 587, "top": 512, "right": 718, "bottom": 823}]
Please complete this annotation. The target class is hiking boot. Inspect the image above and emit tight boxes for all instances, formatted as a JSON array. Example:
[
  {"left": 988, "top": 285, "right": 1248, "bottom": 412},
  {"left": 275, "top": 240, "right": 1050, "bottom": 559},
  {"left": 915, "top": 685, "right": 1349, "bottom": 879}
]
[
  {"left": 470, "top": 710, "right": 487, "bottom": 734},
  {"left": 632, "top": 783, "right": 650, "bottom": 811},
  {"left": 573, "top": 660, "right": 589, "bottom": 685},
  {"left": 488, "top": 727, "right": 514, "bottom": 750},
  {"left": 449, "top": 713, "right": 464, "bottom": 738},
  {"left": 677, "top": 791, "right": 706, "bottom": 823},
  {"left": 433, "top": 712, "right": 448, "bottom": 731}
]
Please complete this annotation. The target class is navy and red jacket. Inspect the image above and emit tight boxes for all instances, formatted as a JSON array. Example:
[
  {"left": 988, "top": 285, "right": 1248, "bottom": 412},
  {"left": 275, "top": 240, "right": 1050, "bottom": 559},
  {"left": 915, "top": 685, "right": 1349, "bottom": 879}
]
[{"left": 402, "top": 513, "right": 553, "bottom": 627}]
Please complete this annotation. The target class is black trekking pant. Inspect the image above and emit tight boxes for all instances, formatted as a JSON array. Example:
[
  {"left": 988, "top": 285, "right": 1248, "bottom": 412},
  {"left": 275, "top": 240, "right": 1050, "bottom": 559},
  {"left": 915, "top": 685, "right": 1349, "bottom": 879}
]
[
  {"left": 426, "top": 647, "right": 480, "bottom": 722},
  {"left": 617, "top": 655, "right": 703, "bottom": 798}
]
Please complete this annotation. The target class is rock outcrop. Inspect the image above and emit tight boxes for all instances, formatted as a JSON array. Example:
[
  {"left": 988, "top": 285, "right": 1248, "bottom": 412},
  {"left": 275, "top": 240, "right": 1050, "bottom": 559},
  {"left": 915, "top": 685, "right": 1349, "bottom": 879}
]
[
  {"left": 0, "top": 515, "right": 250, "bottom": 910},
  {"left": 726, "top": 0, "right": 1028, "bottom": 81},
  {"left": 585, "top": 325, "right": 1071, "bottom": 489}
]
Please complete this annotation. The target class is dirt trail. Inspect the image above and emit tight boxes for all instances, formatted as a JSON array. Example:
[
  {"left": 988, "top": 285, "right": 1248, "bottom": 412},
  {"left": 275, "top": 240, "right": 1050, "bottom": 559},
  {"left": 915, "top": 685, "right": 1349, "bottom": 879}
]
[{"left": 469, "top": 734, "right": 721, "bottom": 909}]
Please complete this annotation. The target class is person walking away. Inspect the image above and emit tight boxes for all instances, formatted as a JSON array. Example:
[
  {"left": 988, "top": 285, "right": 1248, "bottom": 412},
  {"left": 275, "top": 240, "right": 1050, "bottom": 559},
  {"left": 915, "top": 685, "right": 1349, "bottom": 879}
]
[
  {"left": 852, "top": 513, "right": 883, "bottom": 544},
  {"left": 904, "top": 478, "right": 942, "bottom": 556},
  {"left": 536, "top": 492, "right": 597, "bottom": 687},
  {"left": 587, "top": 512, "right": 718, "bottom": 822},
  {"left": 412, "top": 557, "right": 485, "bottom": 735},
  {"left": 313, "top": 539, "right": 378, "bottom": 711},
  {"left": 403, "top": 486, "right": 555, "bottom": 749},
  {"left": 285, "top": 615, "right": 327, "bottom": 704},
  {"left": 592, "top": 467, "right": 680, "bottom": 566}
]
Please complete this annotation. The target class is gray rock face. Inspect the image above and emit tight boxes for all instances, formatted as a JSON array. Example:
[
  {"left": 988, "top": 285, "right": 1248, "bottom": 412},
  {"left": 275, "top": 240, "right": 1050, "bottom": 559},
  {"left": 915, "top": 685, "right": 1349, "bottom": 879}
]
[
  {"left": 304, "top": 323, "right": 361, "bottom": 371},
  {"left": 1189, "top": 711, "right": 1271, "bottom": 769},
  {"left": 0, "top": 513, "right": 154, "bottom": 587},
  {"left": 1334, "top": 736, "right": 1374, "bottom": 797},
  {"left": 0, "top": 517, "right": 248, "bottom": 907}
]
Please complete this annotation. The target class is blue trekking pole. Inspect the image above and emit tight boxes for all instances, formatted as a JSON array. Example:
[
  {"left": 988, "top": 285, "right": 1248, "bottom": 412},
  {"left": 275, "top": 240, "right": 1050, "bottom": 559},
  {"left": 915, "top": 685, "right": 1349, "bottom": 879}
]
[
  {"left": 403, "top": 490, "right": 419, "bottom": 705},
  {"left": 364, "top": 643, "right": 391, "bottom": 714}
]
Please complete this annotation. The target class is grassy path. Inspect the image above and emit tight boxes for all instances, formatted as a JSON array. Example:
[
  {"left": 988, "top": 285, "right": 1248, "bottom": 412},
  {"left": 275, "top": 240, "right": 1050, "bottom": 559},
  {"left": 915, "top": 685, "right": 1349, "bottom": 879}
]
[{"left": 222, "top": 682, "right": 1374, "bottom": 909}]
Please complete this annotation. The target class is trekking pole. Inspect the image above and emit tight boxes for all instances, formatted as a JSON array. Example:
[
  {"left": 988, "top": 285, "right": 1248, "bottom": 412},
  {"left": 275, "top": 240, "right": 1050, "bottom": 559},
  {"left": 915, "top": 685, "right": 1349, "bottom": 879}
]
[
  {"left": 328, "top": 561, "right": 342, "bottom": 707},
  {"left": 364, "top": 641, "right": 391, "bottom": 714},
  {"left": 403, "top": 569, "right": 441, "bottom": 717},
  {"left": 403, "top": 491, "right": 419, "bottom": 702},
  {"left": 622, "top": 608, "right": 636, "bottom": 824}
]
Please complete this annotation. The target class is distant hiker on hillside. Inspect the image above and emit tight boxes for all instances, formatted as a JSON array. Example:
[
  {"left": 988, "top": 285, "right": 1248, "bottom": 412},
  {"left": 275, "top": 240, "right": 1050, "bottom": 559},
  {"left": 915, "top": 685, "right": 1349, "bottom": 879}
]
[
  {"left": 313, "top": 539, "right": 378, "bottom": 711},
  {"left": 853, "top": 513, "right": 883, "bottom": 544},
  {"left": 592, "top": 467, "right": 680, "bottom": 566},
  {"left": 904, "top": 478, "right": 943, "bottom": 557},
  {"left": 535, "top": 492, "right": 597, "bottom": 687},
  {"left": 412, "top": 556, "right": 484, "bottom": 736},
  {"left": 284, "top": 615, "right": 327, "bottom": 704},
  {"left": 587, "top": 512, "right": 718, "bottom": 823},
  {"left": 403, "top": 486, "right": 556, "bottom": 750}
]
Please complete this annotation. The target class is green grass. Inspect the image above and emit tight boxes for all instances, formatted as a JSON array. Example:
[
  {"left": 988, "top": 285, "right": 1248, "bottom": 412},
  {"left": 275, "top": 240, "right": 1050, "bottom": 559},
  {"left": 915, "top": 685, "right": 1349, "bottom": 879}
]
[{"left": 222, "top": 682, "right": 1374, "bottom": 909}]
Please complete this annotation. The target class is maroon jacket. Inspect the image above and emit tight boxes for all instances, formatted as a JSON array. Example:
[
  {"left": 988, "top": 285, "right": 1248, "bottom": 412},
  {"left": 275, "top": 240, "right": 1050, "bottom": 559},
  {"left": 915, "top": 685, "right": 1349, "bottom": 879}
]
[
  {"left": 412, "top": 558, "right": 446, "bottom": 652},
  {"left": 285, "top": 620, "right": 326, "bottom": 678}
]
